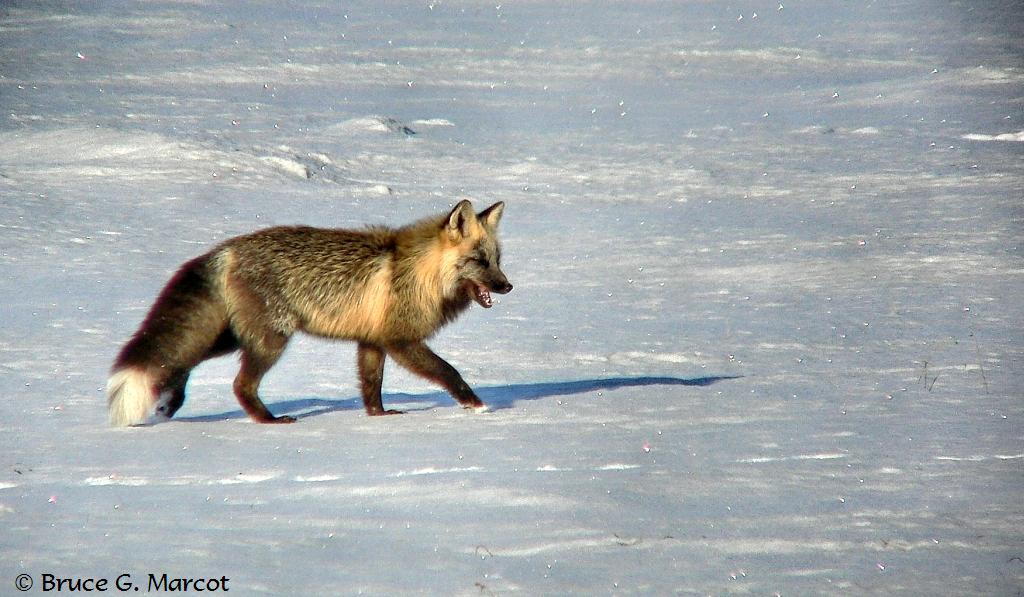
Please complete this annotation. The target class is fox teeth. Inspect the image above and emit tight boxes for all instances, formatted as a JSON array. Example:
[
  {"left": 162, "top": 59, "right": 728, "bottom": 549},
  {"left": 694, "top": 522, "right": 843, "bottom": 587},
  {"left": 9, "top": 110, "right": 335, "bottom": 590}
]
[{"left": 475, "top": 285, "right": 493, "bottom": 308}]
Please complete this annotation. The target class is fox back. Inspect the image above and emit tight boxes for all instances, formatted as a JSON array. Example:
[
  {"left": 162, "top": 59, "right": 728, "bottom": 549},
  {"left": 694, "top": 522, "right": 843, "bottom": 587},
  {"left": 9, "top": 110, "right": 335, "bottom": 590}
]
[{"left": 213, "top": 200, "right": 510, "bottom": 344}]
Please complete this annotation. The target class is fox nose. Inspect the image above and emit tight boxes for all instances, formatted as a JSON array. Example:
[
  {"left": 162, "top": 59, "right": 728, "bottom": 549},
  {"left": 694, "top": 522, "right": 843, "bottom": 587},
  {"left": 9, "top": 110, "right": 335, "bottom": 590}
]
[{"left": 494, "top": 281, "right": 513, "bottom": 294}]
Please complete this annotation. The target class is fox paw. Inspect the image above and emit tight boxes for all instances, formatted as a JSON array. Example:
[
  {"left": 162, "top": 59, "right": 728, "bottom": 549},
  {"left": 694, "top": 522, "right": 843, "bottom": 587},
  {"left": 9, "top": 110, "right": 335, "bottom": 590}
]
[{"left": 263, "top": 415, "right": 297, "bottom": 424}]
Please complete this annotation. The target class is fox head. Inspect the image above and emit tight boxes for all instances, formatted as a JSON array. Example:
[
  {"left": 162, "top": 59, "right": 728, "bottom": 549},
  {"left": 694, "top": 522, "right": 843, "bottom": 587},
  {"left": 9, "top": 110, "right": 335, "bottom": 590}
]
[{"left": 444, "top": 200, "right": 513, "bottom": 309}]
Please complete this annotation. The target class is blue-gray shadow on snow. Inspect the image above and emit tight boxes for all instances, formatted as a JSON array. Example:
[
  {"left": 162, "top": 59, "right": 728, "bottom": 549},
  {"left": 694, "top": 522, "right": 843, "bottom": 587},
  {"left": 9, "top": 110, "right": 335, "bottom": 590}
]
[{"left": 174, "top": 375, "right": 741, "bottom": 423}]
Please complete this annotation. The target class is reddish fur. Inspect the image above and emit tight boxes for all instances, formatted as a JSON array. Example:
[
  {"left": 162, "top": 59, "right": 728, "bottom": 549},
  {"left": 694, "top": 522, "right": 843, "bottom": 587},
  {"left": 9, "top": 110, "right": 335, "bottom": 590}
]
[{"left": 107, "top": 201, "right": 510, "bottom": 426}]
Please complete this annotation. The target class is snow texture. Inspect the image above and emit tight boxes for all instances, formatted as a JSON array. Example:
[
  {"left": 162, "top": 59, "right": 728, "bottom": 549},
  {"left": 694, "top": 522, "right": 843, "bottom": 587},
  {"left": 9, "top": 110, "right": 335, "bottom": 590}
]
[{"left": 1, "top": 1, "right": 1022, "bottom": 595}]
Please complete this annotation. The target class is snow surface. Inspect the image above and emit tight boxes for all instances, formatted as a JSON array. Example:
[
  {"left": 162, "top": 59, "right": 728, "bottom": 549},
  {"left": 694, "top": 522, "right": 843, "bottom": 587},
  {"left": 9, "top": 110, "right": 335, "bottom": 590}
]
[{"left": 2, "top": 1, "right": 1022, "bottom": 595}]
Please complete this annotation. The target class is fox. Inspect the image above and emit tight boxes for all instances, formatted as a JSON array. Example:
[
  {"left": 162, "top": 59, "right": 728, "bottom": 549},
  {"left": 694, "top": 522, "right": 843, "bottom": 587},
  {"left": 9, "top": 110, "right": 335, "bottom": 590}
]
[{"left": 107, "top": 200, "right": 512, "bottom": 426}]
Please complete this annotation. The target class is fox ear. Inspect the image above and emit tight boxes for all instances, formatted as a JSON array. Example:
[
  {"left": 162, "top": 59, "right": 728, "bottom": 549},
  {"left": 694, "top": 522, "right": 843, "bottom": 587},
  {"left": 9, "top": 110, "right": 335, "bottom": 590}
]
[
  {"left": 446, "top": 200, "right": 478, "bottom": 242},
  {"left": 477, "top": 201, "right": 505, "bottom": 230}
]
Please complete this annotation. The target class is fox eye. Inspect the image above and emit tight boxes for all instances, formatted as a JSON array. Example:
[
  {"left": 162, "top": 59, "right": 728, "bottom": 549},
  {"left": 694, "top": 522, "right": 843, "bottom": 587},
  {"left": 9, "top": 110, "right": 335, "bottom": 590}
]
[{"left": 476, "top": 257, "right": 490, "bottom": 268}]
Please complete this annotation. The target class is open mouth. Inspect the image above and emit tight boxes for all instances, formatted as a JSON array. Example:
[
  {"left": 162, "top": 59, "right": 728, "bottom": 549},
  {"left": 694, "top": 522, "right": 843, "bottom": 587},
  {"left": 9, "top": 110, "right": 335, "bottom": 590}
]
[{"left": 472, "top": 284, "right": 493, "bottom": 308}]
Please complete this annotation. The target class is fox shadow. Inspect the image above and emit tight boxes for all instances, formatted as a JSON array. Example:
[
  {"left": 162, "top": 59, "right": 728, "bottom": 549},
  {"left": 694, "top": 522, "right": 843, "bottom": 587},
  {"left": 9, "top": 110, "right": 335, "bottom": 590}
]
[{"left": 176, "top": 375, "right": 741, "bottom": 423}]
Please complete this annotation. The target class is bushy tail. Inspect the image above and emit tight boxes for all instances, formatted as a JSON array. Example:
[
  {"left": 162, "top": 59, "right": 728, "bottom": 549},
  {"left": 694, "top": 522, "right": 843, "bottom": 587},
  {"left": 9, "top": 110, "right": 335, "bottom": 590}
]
[
  {"left": 107, "top": 367, "right": 160, "bottom": 427},
  {"left": 107, "top": 253, "right": 231, "bottom": 426}
]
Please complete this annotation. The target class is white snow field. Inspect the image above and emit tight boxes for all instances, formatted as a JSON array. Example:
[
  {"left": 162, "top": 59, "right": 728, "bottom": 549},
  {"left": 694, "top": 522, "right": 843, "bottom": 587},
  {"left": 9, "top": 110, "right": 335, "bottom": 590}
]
[{"left": 2, "top": 1, "right": 1022, "bottom": 595}]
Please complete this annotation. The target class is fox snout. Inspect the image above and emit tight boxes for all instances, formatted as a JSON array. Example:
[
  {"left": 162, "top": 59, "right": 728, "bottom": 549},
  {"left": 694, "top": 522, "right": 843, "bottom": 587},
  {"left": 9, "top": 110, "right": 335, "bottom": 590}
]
[
  {"left": 490, "top": 275, "right": 513, "bottom": 295},
  {"left": 470, "top": 271, "right": 512, "bottom": 309}
]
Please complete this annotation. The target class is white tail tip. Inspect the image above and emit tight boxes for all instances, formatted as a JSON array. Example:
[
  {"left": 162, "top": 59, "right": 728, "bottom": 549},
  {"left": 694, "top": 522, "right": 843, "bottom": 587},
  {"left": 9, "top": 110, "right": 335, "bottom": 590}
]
[{"left": 107, "top": 368, "right": 157, "bottom": 427}]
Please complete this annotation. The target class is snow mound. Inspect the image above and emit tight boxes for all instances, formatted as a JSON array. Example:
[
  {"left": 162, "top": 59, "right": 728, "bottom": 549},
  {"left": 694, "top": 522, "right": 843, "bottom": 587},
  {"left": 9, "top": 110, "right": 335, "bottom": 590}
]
[
  {"left": 0, "top": 128, "right": 211, "bottom": 181},
  {"left": 0, "top": 127, "right": 358, "bottom": 185},
  {"left": 327, "top": 116, "right": 418, "bottom": 136},
  {"left": 410, "top": 118, "right": 455, "bottom": 128},
  {"left": 961, "top": 130, "right": 1024, "bottom": 142}
]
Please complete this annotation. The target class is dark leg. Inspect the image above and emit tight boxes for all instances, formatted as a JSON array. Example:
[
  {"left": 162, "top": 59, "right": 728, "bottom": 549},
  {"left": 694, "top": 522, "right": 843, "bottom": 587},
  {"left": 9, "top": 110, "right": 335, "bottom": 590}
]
[
  {"left": 223, "top": 271, "right": 296, "bottom": 424},
  {"left": 358, "top": 343, "right": 402, "bottom": 416},
  {"left": 233, "top": 332, "right": 295, "bottom": 424},
  {"left": 386, "top": 342, "right": 486, "bottom": 411}
]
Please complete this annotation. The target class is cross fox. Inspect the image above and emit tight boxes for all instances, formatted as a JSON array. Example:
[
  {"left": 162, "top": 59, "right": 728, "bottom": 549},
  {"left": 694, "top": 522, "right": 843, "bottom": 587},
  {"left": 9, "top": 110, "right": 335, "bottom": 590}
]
[{"left": 107, "top": 200, "right": 512, "bottom": 426}]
